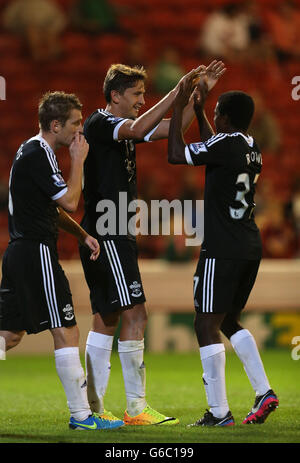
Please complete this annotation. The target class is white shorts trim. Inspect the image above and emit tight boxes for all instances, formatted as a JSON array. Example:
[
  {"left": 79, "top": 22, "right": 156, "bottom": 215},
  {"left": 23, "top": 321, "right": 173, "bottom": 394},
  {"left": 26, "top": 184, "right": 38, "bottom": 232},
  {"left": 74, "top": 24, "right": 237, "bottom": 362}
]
[
  {"left": 103, "top": 240, "right": 131, "bottom": 307},
  {"left": 202, "top": 258, "right": 215, "bottom": 313},
  {"left": 39, "top": 244, "right": 62, "bottom": 328}
]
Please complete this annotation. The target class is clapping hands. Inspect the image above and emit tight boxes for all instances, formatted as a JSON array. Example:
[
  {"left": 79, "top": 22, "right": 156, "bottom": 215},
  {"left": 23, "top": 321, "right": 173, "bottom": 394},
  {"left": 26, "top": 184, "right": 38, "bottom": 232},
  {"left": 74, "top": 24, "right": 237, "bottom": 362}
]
[{"left": 174, "top": 60, "right": 226, "bottom": 108}]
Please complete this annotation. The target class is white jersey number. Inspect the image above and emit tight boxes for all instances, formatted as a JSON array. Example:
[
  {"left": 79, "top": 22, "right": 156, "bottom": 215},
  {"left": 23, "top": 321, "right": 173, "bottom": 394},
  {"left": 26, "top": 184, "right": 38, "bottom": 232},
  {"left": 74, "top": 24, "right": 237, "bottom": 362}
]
[{"left": 230, "top": 172, "right": 259, "bottom": 220}]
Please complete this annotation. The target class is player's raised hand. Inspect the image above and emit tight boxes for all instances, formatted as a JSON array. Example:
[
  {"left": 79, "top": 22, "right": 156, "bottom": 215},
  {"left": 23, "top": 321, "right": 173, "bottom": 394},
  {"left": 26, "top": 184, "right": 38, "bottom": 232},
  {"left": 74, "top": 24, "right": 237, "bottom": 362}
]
[
  {"left": 174, "top": 71, "right": 196, "bottom": 108},
  {"left": 84, "top": 234, "right": 100, "bottom": 261},
  {"left": 174, "top": 65, "right": 206, "bottom": 97},
  {"left": 69, "top": 131, "right": 89, "bottom": 163},
  {"left": 205, "top": 60, "right": 226, "bottom": 91}
]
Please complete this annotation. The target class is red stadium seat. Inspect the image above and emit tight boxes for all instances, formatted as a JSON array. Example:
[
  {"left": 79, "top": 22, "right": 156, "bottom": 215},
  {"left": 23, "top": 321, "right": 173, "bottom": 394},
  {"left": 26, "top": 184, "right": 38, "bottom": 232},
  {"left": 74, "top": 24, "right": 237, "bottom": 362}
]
[
  {"left": 53, "top": 0, "right": 74, "bottom": 11},
  {"left": 0, "top": 34, "right": 23, "bottom": 57},
  {"left": 93, "top": 34, "right": 127, "bottom": 62},
  {"left": 0, "top": 56, "right": 34, "bottom": 76},
  {"left": 62, "top": 33, "right": 92, "bottom": 54}
]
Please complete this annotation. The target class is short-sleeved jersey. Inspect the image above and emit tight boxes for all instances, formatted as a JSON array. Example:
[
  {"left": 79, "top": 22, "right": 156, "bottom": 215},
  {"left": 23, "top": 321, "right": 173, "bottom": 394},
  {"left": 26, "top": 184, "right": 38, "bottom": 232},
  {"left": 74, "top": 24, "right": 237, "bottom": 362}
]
[
  {"left": 185, "top": 132, "right": 262, "bottom": 259},
  {"left": 8, "top": 134, "right": 68, "bottom": 245},
  {"left": 82, "top": 109, "right": 152, "bottom": 241}
]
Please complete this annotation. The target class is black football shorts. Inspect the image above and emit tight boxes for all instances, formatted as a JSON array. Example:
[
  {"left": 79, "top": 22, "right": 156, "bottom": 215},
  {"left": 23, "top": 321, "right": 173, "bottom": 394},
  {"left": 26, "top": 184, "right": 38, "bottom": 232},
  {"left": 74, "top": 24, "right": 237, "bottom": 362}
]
[
  {"left": 0, "top": 240, "right": 76, "bottom": 334},
  {"left": 193, "top": 256, "right": 260, "bottom": 314},
  {"left": 79, "top": 238, "right": 146, "bottom": 317}
]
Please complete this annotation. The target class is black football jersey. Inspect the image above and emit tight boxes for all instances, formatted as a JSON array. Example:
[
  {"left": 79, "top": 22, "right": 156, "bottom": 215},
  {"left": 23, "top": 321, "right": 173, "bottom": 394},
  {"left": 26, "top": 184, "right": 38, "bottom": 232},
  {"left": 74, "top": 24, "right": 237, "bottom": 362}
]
[
  {"left": 185, "top": 132, "right": 262, "bottom": 259},
  {"left": 8, "top": 135, "right": 68, "bottom": 245},
  {"left": 82, "top": 109, "right": 151, "bottom": 241}
]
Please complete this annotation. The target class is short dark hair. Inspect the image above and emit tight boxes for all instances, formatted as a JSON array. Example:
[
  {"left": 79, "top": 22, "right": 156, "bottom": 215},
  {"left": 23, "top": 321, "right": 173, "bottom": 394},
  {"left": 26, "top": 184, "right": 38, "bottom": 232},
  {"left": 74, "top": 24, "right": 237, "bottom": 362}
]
[
  {"left": 217, "top": 91, "right": 255, "bottom": 131},
  {"left": 103, "top": 64, "right": 147, "bottom": 102},
  {"left": 38, "top": 91, "right": 82, "bottom": 131}
]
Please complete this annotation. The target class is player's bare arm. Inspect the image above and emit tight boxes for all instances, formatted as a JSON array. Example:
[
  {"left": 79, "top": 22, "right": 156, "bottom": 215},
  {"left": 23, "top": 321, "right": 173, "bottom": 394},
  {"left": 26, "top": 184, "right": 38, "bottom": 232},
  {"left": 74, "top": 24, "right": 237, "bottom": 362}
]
[
  {"left": 57, "top": 207, "right": 100, "bottom": 261},
  {"left": 168, "top": 75, "right": 195, "bottom": 165},
  {"left": 117, "top": 67, "right": 204, "bottom": 141},
  {"left": 147, "top": 93, "right": 197, "bottom": 141},
  {"left": 193, "top": 78, "right": 215, "bottom": 141},
  {"left": 193, "top": 61, "right": 226, "bottom": 141},
  {"left": 56, "top": 132, "right": 89, "bottom": 212}
]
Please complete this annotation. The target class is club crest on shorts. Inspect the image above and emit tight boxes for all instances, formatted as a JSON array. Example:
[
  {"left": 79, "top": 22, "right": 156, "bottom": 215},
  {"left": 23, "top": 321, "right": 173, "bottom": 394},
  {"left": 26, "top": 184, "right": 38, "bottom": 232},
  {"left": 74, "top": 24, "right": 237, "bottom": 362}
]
[
  {"left": 63, "top": 303, "right": 74, "bottom": 321},
  {"left": 129, "top": 281, "right": 142, "bottom": 298}
]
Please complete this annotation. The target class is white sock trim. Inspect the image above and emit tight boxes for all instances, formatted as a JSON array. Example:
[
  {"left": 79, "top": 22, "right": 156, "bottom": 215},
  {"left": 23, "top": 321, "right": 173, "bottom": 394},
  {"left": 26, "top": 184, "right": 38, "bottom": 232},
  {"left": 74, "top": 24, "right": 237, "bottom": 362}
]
[
  {"left": 0, "top": 336, "right": 6, "bottom": 360},
  {"left": 54, "top": 347, "right": 79, "bottom": 358},
  {"left": 86, "top": 331, "right": 114, "bottom": 350},
  {"left": 230, "top": 329, "right": 252, "bottom": 348},
  {"left": 200, "top": 343, "right": 225, "bottom": 360},
  {"left": 118, "top": 339, "right": 144, "bottom": 353}
]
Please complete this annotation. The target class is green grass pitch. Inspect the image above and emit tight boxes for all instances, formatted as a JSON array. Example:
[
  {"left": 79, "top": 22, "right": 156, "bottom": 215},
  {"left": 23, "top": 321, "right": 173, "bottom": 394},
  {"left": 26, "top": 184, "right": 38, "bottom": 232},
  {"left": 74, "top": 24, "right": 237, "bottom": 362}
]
[{"left": 0, "top": 350, "right": 299, "bottom": 444}]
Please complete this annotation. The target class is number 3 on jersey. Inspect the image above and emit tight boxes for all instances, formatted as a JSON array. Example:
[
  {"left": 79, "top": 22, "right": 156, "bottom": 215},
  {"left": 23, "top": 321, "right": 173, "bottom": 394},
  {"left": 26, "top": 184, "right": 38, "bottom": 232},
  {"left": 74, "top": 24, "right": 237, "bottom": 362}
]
[{"left": 230, "top": 172, "right": 259, "bottom": 220}]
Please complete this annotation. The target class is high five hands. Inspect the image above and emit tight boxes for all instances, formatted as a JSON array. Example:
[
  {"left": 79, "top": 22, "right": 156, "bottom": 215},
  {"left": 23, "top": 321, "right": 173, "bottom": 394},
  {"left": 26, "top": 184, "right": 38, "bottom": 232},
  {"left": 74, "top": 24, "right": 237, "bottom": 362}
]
[
  {"left": 174, "top": 60, "right": 226, "bottom": 108},
  {"left": 203, "top": 60, "right": 227, "bottom": 91}
]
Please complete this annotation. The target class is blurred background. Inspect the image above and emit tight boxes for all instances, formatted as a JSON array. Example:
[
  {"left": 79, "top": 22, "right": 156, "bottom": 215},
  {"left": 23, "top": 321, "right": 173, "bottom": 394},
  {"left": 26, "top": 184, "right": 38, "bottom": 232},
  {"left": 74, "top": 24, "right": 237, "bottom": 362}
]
[{"left": 0, "top": 0, "right": 299, "bottom": 353}]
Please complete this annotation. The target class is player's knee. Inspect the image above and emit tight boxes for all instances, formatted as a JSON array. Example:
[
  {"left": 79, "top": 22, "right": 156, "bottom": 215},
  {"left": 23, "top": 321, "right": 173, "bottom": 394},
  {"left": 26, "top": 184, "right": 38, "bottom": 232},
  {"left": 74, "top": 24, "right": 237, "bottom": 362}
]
[
  {"left": 95, "top": 312, "right": 120, "bottom": 333},
  {"left": 3, "top": 330, "right": 25, "bottom": 350},
  {"left": 51, "top": 325, "right": 80, "bottom": 349},
  {"left": 194, "top": 313, "right": 225, "bottom": 346},
  {"left": 134, "top": 304, "right": 148, "bottom": 328},
  {"left": 194, "top": 314, "right": 211, "bottom": 341},
  {"left": 220, "top": 316, "right": 243, "bottom": 339},
  {"left": 122, "top": 304, "right": 147, "bottom": 337},
  {"left": 194, "top": 313, "right": 217, "bottom": 332}
]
